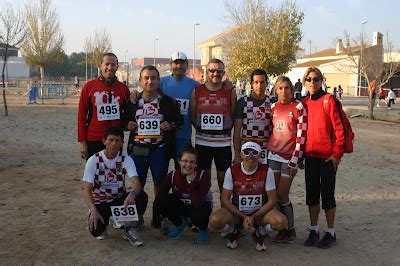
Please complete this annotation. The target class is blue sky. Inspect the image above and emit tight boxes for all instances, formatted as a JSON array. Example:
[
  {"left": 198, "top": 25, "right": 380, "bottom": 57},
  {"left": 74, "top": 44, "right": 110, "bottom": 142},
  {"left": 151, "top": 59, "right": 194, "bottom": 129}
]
[{"left": 4, "top": 0, "right": 400, "bottom": 62}]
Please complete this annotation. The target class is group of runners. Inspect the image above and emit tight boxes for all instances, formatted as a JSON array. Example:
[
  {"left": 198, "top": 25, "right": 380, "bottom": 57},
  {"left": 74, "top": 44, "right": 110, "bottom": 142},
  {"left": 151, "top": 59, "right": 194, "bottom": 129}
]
[{"left": 79, "top": 52, "right": 345, "bottom": 251}]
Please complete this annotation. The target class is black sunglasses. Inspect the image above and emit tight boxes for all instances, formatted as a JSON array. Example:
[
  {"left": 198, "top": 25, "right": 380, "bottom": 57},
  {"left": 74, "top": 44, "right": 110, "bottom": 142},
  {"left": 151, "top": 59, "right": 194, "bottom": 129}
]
[
  {"left": 242, "top": 149, "right": 259, "bottom": 156},
  {"left": 305, "top": 77, "right": 322, "bottom": 82},
  {"left": 208, "top": 68, "right": 224, "bottom": 74}
]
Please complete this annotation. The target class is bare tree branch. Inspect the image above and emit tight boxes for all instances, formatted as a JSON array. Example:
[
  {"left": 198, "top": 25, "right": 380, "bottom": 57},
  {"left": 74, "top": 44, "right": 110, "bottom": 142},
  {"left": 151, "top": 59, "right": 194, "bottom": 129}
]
[{"left": 0, "top": 0, "right": 27, "bottom": 116}]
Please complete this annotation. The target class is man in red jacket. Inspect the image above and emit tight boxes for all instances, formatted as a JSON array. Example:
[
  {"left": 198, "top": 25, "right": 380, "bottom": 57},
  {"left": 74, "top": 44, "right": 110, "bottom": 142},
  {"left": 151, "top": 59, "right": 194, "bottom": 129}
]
[
  {"left": 78, "top": 53, "right": 130, "bottom": 159},
  {"left": 302, "top": 67, "right": 345, "bottom": 249}
]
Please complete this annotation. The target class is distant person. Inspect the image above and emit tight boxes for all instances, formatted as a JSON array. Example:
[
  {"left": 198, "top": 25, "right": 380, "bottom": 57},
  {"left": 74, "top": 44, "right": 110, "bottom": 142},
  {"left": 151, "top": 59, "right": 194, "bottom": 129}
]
[
  {"left": 333, "top": 87, "right": 337, "bottom": 99},
  {"left": 294, "top": 79, "right": 302, "bottom": 100},
  {"left": 74, "top": 76, "right": 80, "bottom": 91},
  {"left": 301, "top": 85, "right": 309, "bottom": 100},
  {"left": 78, "top": 53, "right": 130, "bottom": 160},
  {"left": 82, "top": 127, "right": 148, "bottom": 246},
  {"left": 156, "top": 145, "right": 212, "bottom": 244},
  {"left": 209, "top": 141, "right": 287, "bottom": 251},
  {"left": 337, "top": 85, "right": 343, "bottom": 100},
  {"left": 302, "top": 67, "right": 345, "bottom": 249},
  {"left": 238, "top": 80, "right": 245, "bottom": 95},
  {"left": 376, "top": 87, "right": 387, "bottom": 107},
  {"left": 387, "top": 88, "right": 397, "bottom": 109}
]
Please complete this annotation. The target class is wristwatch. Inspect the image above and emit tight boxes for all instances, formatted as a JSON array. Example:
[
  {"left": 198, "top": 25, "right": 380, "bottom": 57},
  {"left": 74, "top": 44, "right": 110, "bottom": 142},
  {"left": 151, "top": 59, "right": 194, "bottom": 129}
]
[{"left": 129, "top": 191, "right": 138, "bottom": 198}]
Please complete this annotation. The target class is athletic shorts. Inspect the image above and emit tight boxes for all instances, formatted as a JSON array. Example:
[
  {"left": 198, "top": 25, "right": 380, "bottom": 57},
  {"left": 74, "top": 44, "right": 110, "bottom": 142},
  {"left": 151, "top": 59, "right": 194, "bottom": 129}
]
[
  {"left": 195, "top": 144, "right": 232, "bottom": 172},
  {"left": 379, "top": 95, "right": 385, "bottom": 100},
  {"left": 268, "top": 159, "right": 291, "bottom": 177}
]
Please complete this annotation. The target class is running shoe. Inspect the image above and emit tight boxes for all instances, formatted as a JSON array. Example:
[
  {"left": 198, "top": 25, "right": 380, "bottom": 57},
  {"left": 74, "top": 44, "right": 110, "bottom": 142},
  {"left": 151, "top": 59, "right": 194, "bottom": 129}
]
[
  {"left": 226, "top": 228, "right": 240, "bottom": 249},
  {"left": 252, "top": 230, "right": 266, "bottom": 251},
  {"left": 109, "top": 216, "right": 124, "bottom": 229},
  {"left": 197, "top": 229, "right": 208, "bottom": 244},
  {"left": 304, "top": 229, "right": 320, "bottom": 246},
  {"left": 220, "top": 224, "right": 231, "bottom": 237},
  {"left": 96, "top": 228, "right": 108, "bottom": 240},
  {"left": 168, "top": 222, "right": 187, "bottom": 240},
  {"left": 317, "top": 232, "right": 336, "bottom": 249},
  {"left": 283, "top": 228, "right": 296, "bottom": 243},
  {"left": 273, "top": 230, "right": 286, "bottom": 243},
  {"left": 123, "top": 228, "right": 144, "bottom": 247}
]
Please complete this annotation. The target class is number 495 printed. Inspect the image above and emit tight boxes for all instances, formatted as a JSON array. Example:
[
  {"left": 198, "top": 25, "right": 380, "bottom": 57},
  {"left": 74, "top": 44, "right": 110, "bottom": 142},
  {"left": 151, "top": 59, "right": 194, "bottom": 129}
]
[{"left": 110, "top": 205, "right": 139, "bottom": 222}]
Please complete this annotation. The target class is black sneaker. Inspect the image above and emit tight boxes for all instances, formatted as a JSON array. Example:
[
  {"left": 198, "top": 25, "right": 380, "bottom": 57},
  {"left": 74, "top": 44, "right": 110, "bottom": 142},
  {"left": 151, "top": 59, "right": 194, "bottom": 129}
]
[
  {"left": 304, "top": 230, "right": 320, "bottom": 246},
  {"left": 317, "top": 232, "right": 336, "bottom": 249}
]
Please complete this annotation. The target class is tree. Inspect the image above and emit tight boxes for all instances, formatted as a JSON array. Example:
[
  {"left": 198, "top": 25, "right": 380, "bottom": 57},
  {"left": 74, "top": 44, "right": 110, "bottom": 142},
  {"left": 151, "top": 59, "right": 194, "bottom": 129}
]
[
  {"left": 223, "top": 0, "right": 303, "bottom": 80},
  {"left": 338, "top": 31, "right": 399, "bottom": 119},
  {"left": 85, "top": 28, "right": 112, "bottom": 77},
  {"left": 0, "top": 1, "right": 26, "bottom": 116},
  {"left": 21, "top": 0, "right": 64, "bottom": 88}
]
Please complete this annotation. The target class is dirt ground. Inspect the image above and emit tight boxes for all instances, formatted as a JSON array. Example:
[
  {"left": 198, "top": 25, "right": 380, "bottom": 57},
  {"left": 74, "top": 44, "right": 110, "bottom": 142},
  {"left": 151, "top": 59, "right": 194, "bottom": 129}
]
[{"left": 0, "top": 98, "right": 399, "bottom": 265}]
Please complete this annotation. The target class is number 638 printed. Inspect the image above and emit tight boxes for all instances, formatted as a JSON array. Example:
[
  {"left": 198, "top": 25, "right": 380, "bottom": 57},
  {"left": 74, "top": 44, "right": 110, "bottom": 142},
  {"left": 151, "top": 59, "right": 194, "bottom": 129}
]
[{"left": 110, "top": 205, "right": 139, "bottom": 222}]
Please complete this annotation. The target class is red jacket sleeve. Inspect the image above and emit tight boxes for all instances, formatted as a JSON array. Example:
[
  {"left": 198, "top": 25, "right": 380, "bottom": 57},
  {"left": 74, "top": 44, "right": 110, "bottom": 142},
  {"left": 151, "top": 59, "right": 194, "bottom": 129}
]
[
  {"left": 77, "top": 83, "right": 90, "bottom": 142},
  {"left": 328, "top": 96, "right": 345, "bottom": 159}
]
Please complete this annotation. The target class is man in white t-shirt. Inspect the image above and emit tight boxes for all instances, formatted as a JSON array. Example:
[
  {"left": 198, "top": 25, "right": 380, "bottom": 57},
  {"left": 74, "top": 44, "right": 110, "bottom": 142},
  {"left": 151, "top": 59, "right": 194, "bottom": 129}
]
[
  {"left": 209, "top": 141, "right": 287, "bottom": 251},
  {"left": 82, "top": 126, "right": 148, "bottom": 246}
]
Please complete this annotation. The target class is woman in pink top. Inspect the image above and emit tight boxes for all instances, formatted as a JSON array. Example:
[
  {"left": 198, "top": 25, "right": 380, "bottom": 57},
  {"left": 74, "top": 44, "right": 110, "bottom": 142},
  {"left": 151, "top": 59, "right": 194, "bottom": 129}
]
[{"left": 268, "top": 76, "right": 307, "bottom": 243}]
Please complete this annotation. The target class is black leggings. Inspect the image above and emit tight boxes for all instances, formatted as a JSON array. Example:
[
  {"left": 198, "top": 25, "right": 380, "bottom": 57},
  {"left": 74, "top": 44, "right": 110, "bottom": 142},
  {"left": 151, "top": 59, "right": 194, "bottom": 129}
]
[
  {"left": 156, "top": 194, "right": 212, "bottom": 230},
  {"left": 89, "top": 191, "right": 148, "bottom": 237},
  {"left": 305, "top": 157, "right": 336, "bottom": 210}
]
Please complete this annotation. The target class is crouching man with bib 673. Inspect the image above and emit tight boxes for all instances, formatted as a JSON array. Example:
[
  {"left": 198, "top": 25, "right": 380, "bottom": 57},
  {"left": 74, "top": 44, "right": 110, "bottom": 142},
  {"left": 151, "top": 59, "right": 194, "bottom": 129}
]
[
  {"left": 209, "top": 141, "right": 287, "bottom": 251},
  {"left": 82, "top": 126, "right": 148, "bottom": 247}
]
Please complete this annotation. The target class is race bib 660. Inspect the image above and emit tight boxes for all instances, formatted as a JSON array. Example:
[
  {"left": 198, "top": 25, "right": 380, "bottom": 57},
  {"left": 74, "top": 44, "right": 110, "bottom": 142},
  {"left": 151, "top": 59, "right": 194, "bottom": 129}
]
[{"left": 201, "top": 114, "right": 223, "bottom": 130}]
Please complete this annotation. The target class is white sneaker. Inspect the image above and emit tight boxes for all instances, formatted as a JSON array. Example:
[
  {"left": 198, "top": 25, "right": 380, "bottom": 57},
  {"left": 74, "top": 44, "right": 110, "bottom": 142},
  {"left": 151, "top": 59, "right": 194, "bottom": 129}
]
[
  {"left": 123, "top": 228, "right": 144, "bottom": 246},
  {"left": 220, "top": 224, "right": 231, "bottom": 237},
  {"left": 109, "top": 216, "right": 124, "bottom": 229},
  {"left": 96, "top": 228, "right": 108, "bottom": 240}
]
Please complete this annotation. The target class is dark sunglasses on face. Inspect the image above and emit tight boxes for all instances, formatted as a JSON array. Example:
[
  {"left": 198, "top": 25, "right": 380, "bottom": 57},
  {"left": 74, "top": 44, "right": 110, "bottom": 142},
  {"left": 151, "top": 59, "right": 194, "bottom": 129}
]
[
  {"left": 242, "top": 149, "right": 259, "bottom": 156},
  {"left": 305, "top": 77, "right": 322, "bottom": 82},
  {"left": 208, "top": 68, "right": 224, "bottom": 74}
]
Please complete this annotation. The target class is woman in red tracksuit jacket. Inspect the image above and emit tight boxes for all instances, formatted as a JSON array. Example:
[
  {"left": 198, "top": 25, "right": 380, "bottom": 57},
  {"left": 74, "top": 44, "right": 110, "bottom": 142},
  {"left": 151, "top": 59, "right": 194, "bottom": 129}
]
[{"left": 301, "top": 67, "right": 345, "bottom": 249}]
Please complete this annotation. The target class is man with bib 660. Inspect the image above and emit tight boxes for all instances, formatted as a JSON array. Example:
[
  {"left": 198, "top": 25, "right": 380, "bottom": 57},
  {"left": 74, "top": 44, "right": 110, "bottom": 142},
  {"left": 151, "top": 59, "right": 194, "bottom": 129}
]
[
  {"left": 82, "top": 127, "right": 148, "bottom": 246},
  {"left": 209, "top": 141, "right": 287, "bottom": 251},
  {"left": 190, "top": 58, "right": 236, "bottom": 191},
  {"left": 233, "top": 69, "right": 271, "bottom": 165}
]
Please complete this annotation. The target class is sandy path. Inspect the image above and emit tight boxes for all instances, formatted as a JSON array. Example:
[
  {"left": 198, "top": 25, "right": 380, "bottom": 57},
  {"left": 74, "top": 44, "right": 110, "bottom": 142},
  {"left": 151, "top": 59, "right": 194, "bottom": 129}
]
[{"left": 0, "top": 103, "right": 399, "bottom": 265}]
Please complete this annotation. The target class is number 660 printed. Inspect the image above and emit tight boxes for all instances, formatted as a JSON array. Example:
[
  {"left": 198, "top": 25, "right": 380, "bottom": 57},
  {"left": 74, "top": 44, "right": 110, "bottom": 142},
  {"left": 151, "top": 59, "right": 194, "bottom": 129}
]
[{"left": 110, "top": 205, "right": 139, "bottom": 223}]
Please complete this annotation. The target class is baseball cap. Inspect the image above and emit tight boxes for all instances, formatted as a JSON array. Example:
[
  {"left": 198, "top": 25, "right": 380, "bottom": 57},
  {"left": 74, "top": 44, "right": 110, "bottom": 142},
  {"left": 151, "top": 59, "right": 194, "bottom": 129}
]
[
  {"left": 171, "top": 51, "right": 188, "bottom": 62},
  {"left": 241, "top": 141, "right": 261, "bottom": 153}
]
